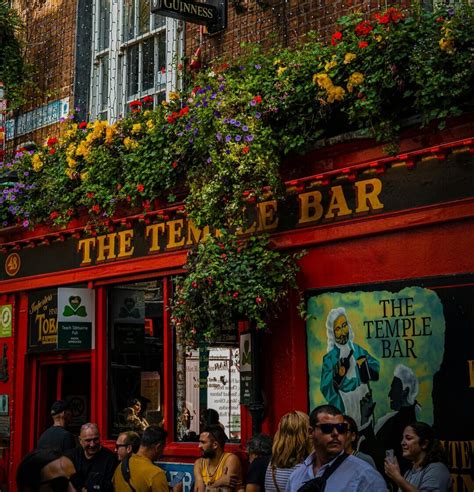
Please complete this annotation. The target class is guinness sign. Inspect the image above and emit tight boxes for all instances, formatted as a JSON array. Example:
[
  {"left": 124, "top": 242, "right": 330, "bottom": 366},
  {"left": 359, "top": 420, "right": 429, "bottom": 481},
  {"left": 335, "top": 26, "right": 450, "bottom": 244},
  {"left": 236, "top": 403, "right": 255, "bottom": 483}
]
[{"left": 151, "top": 0, "right": 227, "bottom": 33}]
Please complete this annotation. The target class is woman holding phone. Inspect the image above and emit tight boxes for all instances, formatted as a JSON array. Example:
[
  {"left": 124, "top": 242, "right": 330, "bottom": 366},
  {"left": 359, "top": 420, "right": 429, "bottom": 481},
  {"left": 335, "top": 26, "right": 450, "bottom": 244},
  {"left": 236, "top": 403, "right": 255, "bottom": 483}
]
[{"left": 384, "top": 422, "right": 451, "bottom": 492}]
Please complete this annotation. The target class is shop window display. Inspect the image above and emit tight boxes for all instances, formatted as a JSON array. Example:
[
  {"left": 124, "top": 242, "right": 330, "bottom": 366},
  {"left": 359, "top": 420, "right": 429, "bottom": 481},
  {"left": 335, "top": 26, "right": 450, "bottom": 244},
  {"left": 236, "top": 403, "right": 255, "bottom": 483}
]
[
  {"left": 174, "top": 330, "right": 241, "bottom": 443},
  {"left": 108, "top": 279, "right": 164, "bottom": 438}
]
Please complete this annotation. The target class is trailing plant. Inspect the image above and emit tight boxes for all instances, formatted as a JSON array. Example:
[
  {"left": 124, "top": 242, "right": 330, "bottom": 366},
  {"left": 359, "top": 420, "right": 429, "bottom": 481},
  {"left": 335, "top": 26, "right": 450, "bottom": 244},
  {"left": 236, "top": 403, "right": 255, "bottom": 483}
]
[{"left": 171, "top": 231, "right": 304, "bottom": 345}]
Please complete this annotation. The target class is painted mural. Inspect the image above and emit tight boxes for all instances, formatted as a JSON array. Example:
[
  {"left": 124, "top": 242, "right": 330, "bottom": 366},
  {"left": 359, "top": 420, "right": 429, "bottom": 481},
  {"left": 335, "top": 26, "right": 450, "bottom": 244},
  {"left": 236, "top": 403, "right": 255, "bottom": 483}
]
[{"left": 307, "top": 281, "right": 474, "bottom": 492}]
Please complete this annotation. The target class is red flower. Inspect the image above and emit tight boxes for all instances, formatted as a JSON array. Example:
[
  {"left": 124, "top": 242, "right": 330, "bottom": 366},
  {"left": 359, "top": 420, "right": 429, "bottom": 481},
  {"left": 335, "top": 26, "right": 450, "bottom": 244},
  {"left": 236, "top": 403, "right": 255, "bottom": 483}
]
[
  {"left": 87, "top": 192, "right": 95, "bottom": 199},
  {"left": 66, "top": 209, "right": 74, "bottom": 217},
  {"left": 232, "top": 292, "right": 239, "bottom": 299},
  {"left": 50, "top": 211, "right": 59, "bottom": 220},
  {"left": 172, "top": 161, "right": 178, "bottom": 168},
  {"left": 253, "top": 95, "right": 262, "bottom": 104},
  {"left": 242, "top": 146, "right": 250, "bottom": 154},
  {"left": 358, "top": 41, "right": 369, "bottom": 49},
  {"left": 374, "top": 13, "right": 390, "bottom": 24},
  {"left": 78, "top": 122, "right": 87, "bottom": 129},
  {"left": 191, "top": 85, "right": 202, "bottom": 95},
  {"left": 191, "top": 281, "right": 198, "bottom": 288},
  {"left": 143, "top": 200, "right": 151, "bottom": 210},
  {"left": 331, "top": 31, "right": 343, "bottom": 46},
  {"left": 49, "top": 148, "right": 56, "bottom": 155},
  {"left": 142, "top": 95, "right": 154, "bottom": 104},
  {"left": 386, "top": 7, "right": 404, "bottom": 23},
  {"left": 161, "top": 66, "right": 166, "bottom": 74},
  {"left": 91, "top": 204, "right": 100, "bottom": 213},
  {"left": 355, "top": 21, "right": 373, "bottom": 37},
  {"left": 221, "top": 253, "right": 227, "bottom": 261},
  {"left": 47, "top": 137, "right": 58, "bottom": 147},
  {"left": 129, "top": 100, "right": 142, "bottom": 111},
  {"left": 436, "top": 16, "right": 445, "bottom": 23},
  {"left": 256, "top": 296, "right": 263, "bottom": 304},
  {"left": 179, "top": 106, "right": 189, "bottom": 117},
  {"left": 137, "top": 183, "right": 145, "bottom": 193},
  {"left": 167, "top": 114, "right": 176, "bottom": 124}
]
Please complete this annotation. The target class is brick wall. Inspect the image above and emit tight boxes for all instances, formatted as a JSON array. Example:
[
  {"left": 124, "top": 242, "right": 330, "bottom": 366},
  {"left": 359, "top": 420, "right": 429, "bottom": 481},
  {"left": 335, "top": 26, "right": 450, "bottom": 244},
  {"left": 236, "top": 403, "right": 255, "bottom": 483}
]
[
  {"left": 185, "top": 0, "right": 410, "bottom": 64},
  {"left": 9, "top": 0, "right": 78, "bottom": 148}
]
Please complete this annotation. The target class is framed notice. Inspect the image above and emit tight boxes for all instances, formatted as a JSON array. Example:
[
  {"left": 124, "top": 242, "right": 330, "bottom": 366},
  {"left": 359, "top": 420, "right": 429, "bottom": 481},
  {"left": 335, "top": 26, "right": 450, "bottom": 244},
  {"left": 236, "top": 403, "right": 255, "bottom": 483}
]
[{"left": 0, "top": 305, "right": 12, "bottom": 338}]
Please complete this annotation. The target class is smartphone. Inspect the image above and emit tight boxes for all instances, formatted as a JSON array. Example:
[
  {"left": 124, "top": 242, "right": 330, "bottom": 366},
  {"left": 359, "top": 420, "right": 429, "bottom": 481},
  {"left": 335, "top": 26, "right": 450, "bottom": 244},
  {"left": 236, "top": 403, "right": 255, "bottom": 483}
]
[
  {"left": 170, "top": 472, "right": 186, "bottom": 487},
  {"left": 385, "top": 449, "right": 395, "bottom": 463}
]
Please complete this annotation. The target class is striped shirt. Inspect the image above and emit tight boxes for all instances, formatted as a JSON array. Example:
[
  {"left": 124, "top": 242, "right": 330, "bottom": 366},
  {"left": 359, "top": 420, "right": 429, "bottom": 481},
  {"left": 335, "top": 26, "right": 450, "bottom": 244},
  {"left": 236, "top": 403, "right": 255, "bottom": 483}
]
[{"left": 264, "top": 464, "right": 299, "bottom": 492}]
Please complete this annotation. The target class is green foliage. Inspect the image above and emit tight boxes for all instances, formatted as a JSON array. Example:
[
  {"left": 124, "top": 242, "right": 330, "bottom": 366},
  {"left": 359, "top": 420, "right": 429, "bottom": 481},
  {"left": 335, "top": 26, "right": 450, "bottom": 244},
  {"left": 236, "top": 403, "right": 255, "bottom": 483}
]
[
  {"left": 171, "top": 231, "right": 304, "bottom": 345},
  {"left": 0, "top": 2, "right": 31, "bottom": 109}
]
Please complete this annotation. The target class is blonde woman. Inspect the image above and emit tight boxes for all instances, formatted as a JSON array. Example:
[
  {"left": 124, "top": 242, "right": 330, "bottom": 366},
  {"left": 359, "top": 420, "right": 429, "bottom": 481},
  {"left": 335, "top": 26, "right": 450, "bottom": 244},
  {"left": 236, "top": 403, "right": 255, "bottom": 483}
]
[{"left": 264, "top": 411, "right": 312, "bottom": 492}]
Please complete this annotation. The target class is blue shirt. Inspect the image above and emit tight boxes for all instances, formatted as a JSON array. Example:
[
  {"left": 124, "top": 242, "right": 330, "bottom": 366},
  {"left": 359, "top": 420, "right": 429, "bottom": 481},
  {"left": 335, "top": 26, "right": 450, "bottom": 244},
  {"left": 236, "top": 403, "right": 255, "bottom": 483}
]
[{"left": 285, "top": 452, "right": 387, "bottom": 492}]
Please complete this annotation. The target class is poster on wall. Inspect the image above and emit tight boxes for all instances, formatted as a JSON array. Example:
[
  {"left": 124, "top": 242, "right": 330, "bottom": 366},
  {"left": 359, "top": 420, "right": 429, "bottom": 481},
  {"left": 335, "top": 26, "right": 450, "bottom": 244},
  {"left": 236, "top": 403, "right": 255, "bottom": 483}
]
[
  {"left": 306, "top": 278, "right": 474, "bottom": 491},
  {"left": 57, "top": 288, "right": 95, "bottom": 349},
  {"left": 28, "top": 289, "right": 58, "bottom": 352},
  {"left": 111, "top": 288, "right": 145, "bottom": 350}
]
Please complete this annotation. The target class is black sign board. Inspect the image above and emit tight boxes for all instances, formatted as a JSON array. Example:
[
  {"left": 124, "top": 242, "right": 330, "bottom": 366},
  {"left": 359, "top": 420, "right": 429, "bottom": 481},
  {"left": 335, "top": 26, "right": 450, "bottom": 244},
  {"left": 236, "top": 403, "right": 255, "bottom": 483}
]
[
  {"left": 28, "top": 289, "right": 58, "bottom": 352},
  {"left": 151, "top": 0, "right": 226, "bottom": 33}
]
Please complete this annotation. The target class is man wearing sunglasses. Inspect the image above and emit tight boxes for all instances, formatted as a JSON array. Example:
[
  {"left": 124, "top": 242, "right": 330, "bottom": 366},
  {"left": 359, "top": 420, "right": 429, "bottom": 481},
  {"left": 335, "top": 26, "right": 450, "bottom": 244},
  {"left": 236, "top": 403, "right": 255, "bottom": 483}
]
[
  {"left": 65, "top": 423, "right": 117, "bottom": 492},
  {"left": 286, "top": 405, "right": 387, "bottom": 492},
  {"left": 116, "top": 431, "right": 141, "bottom": 462}
]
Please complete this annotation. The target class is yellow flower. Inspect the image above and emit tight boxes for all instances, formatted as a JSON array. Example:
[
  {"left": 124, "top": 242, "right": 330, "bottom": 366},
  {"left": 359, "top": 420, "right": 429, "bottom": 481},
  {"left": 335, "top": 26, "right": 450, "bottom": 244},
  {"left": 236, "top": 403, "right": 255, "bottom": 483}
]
[
  {"left": 80, "top": 171, "right": 89, "bottom": 182},
  {"left": 76, "top": 140, "right": 90, "bottom": 158},
  {"left": 343, "top": 53, "right": 357, "bottom": 64},
  {"left": 161, "top": 100, "right": 169, "bottom": 107},
  {"left": 349, "top": 72, "right": 364, "bottom": 85},
  {"left": 276, "top": 66, "right": 287, "bottom": 76},
  {"left": 169, "top": 91, "right": 180, "bottom": 100},
  {"left": 65, "top": 168, "right": 76, "bottom": 179},
  {"left": 146, "top": 119, "right": 155, "bottom": 130},
  {"left": 124, "top": 137, "right": 139, "bottom": 150},
  {"left": 67, "top": 156, "right": 77, "bottom": 168},
  {"left": 327, "top": 86, "right": 345, "bottom": 103},
  {"left": 439, "top": 37, "right": 455, "bottom": 53},
  {"left": 105, "top": 125, "right": 116, "bottom": 145},
  {"left": 374, "top": 34, "right": 383, "bottom": 43},
  {"left": 64, "top": 127, "right": 77, "bottom": 139},
  {"left": 131, "top": 123, "right": 142, "bottom": 134},
  {"left": 273, "top": 58, "right": 282, "bottom": 66},
  {"left": 324, "top": 60, "right": 338, "bottom": 71},
  {"left": 32, "top": 153, "right": 43, "bottom": 171},
  {"left": 313, "top": 73, "right": 333, "bottom": 90}
]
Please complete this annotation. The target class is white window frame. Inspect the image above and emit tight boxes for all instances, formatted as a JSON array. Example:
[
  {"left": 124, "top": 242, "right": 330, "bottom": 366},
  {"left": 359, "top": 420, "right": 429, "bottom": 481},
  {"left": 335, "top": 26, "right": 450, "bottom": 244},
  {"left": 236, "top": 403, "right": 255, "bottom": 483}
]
[{"left": 90, "top": 0, "right": 182, "bottom": 122}]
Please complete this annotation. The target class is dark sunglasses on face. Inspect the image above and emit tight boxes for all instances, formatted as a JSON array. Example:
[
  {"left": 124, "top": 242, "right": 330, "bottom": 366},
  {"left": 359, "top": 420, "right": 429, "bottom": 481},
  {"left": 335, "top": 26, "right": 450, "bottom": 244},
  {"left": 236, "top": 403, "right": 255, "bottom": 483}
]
[{"left": 315, "top": 423, "right": 349, "bottom": 434}]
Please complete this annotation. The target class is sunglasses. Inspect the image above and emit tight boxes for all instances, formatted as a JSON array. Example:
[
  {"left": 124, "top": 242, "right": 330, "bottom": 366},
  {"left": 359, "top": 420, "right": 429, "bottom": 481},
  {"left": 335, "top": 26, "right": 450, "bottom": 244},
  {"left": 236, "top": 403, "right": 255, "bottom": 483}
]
[
  {"left": 315, "top": 423, "right": 348, "bottom": 434},
  {"left": 39, "top": 476, "right": 73, "bottom": 492}
]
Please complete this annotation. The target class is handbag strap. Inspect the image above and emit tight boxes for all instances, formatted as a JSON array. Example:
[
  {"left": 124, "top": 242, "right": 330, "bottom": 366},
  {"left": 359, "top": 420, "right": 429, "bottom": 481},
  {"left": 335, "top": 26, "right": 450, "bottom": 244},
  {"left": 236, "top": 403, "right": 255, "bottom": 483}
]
[
  {"left": 297, "top": 453, "right": 350, "bottom": 492},
  {"left": 319, "top": 452, "right": 349, "bottom": 483},
  {"left": 121, "top": 455, "right": 137, "bottom": 492},
  {"left": 271, "top": 465, "right": 281, "bottom": 492}
]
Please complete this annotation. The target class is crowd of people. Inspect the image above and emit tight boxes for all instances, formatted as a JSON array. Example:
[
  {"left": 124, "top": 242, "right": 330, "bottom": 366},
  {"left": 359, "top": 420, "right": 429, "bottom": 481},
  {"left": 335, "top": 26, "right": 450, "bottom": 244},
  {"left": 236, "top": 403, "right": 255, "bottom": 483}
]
[{"left": 15, "top": 399, "right": 451, "bottom": 492}]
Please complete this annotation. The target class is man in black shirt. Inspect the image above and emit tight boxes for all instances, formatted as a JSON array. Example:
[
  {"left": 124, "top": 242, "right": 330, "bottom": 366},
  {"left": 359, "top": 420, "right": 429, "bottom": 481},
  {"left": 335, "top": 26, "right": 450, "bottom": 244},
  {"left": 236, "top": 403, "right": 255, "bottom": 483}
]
[
  {"left": 37, "top": 400, "right": 76, "bottom": 452},
  {"left": 66, "top": 422, "right": 117, "bottom": 492},
  {"left": 245, "top": 434, "right": 272, "bottom": 492}
]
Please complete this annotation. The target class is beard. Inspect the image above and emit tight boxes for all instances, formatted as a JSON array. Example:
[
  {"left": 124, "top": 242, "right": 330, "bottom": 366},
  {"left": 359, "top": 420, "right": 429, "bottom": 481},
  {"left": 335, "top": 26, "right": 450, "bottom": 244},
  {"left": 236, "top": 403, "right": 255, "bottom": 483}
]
[{"left": 202, "top": 448, "right": 217, "bottom": 459}]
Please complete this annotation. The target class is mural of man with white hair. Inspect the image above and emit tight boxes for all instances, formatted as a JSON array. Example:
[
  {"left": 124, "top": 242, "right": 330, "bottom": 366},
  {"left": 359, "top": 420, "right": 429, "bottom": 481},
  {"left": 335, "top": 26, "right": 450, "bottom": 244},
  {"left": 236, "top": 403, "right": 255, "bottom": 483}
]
[
  {"left": 320, "top": 307, "right": 380, "bottom": 430},
  {"left": 375, "top": 364, "right": 420, "bottom": 472}
]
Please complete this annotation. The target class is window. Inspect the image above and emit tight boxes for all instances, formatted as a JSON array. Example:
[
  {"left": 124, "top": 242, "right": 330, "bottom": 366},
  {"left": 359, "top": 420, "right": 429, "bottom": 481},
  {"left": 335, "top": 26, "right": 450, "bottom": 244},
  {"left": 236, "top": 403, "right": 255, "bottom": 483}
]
[
  {"left": 91, "top": 0, "right": 182, "bottom": 121},
  {"left": 108, "top": 279, "right": 164, "bottom": 438},
  {"left": 175, "top": 323, "right": 242, "bottom": 442}
]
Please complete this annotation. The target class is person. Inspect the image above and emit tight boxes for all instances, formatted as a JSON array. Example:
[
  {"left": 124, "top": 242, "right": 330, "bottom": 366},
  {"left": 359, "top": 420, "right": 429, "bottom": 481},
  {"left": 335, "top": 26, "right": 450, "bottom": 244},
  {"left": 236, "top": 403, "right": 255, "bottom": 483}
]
[
  {"left": 384, "top": 422, "right": 451, "bottom": 492},
  {"left": 194, "top": 424, "right": 244, "bottom": 492},
  {"left": 113, "top": 426, "right": 169, "bottom": 492},
  {"left": 125, "top": 399, "right": 150, "bottom": 432},
  {"left": 286, "top": 404, "right": 387, "bottom": 492},
  {"left": 245, "top": 434, "right": 272, "bottom": 492},
  {"left": 65, "top": 422, "right": 117, "bottom": 492},
  {"left": 37, "top": 400, "right": 76, "bottom": 452},
  {"left": 320, "top": 307, "right": 380, "bottom": 430},
  {"left": 342, "top": 415, "right": 376, "bottom": 468},
  {"left": 16, "top": 448, "right": 77, "bottom": 492},
  {"left": 115, "top": 431, "right": 141, "bottom": 461},
  {"left": 264, "top": 411, "right": 312, "bottom": 492},
  {"left": 200, "top": 409, "right": 225, "bottom": 432},
  {"left": 376, "top": 364, "right": 420, "bottom": 472}
]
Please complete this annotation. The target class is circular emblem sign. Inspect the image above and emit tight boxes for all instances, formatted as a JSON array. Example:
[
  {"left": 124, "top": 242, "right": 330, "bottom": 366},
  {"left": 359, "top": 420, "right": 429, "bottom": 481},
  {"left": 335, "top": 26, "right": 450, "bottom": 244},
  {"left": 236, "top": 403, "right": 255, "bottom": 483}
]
[{"left": 5, "top": 253, "right": 21, "bottom": 277}]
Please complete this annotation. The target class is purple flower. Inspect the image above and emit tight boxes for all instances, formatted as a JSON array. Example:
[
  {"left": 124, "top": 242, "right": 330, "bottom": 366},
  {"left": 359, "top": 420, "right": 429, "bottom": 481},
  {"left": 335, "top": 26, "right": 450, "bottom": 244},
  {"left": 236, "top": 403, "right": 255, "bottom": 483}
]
[
  {"left": 242, "top": 125, "right": 249, "bottom": 132},
  {"left": 230, "top": 119, "right": 236, "bottom": 125},
  {"left": 250, "top": 100, "right": 256, "bottom": 107},
  {"left": 177, "top": 131, "right": 183, "bottom": 136},
  {"left": 68, "top": 114, "right": 75, "bottom": 120},
  {"left": 255, "top": 64, "right": 261, "bottom": 69},
  {"left": 225, "top": 135, "right": 232, "bottom": 142},
  {"left": 255, "top": 112, "right": 261, "bottom": 119},
  {"left": 193, "top": 128, "right": 199, "bottom": 136},
  {"left": 23, "top": 220, "right": 29, "bottom": 228},
  {"left": 207, "top": 157, "right": 212, "bottom": 163},
  {"left": 235, "top": 135, "right": 242, "bottom": 142},
  {"left": 225, "top": 149, "right": 231, "bottom": 154},
  {"left": 218, "top": 84, "right": 225, "bottom": 91},
  {"left": 210, "top": 93, "right": 217, "bottom": 100},
  {"left": 216, "top": 132, "right": 222, "bottom": 141},
  {"left": 245, "top": 135, "right": 254, "bottom": 142},
  {"left": 189, "top": 138, "right": 194, "bottom": 143},
  {"left": 60, "top": 117, "right": 65, "bottom": 123},
  {"left": 213, "top": 110, "right": 221, "bottom": 118},
  {"left": 223, "top": 118, "right": 229, "bottom": 124},
  {"left": 235, "top": 121, "right": 241, "bottom": 127},
  {"left": 24, "top": 171, "right": 30, "bottom": 177},
  {"left": 239, "top": 66, "right": 245, "bottom": 70}
]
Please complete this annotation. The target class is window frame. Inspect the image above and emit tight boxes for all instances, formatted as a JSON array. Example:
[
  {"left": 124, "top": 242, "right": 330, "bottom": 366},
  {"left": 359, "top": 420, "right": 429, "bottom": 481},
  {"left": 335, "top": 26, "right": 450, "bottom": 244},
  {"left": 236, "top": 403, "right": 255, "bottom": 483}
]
[{"left": 89, "top": 0, "right": 182, "bottom": 122}]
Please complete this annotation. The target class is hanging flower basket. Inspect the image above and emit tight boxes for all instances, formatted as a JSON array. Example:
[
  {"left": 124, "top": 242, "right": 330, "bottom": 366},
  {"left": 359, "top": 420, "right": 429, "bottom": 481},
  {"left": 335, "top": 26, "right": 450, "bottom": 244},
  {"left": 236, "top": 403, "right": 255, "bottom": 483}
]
[{"left": 170, "top": 231, "right": 304, "bottom": 346}]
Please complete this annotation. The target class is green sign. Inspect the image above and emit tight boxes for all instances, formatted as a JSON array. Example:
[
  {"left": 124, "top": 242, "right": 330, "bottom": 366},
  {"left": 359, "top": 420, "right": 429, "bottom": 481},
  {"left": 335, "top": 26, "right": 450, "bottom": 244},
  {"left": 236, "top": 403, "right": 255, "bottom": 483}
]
[
  {"left": 0, "top": 305, "right": 12, "bottom": 338},
  {"left": 57, "top": 321, "right": 92, "bottom": 349}
]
